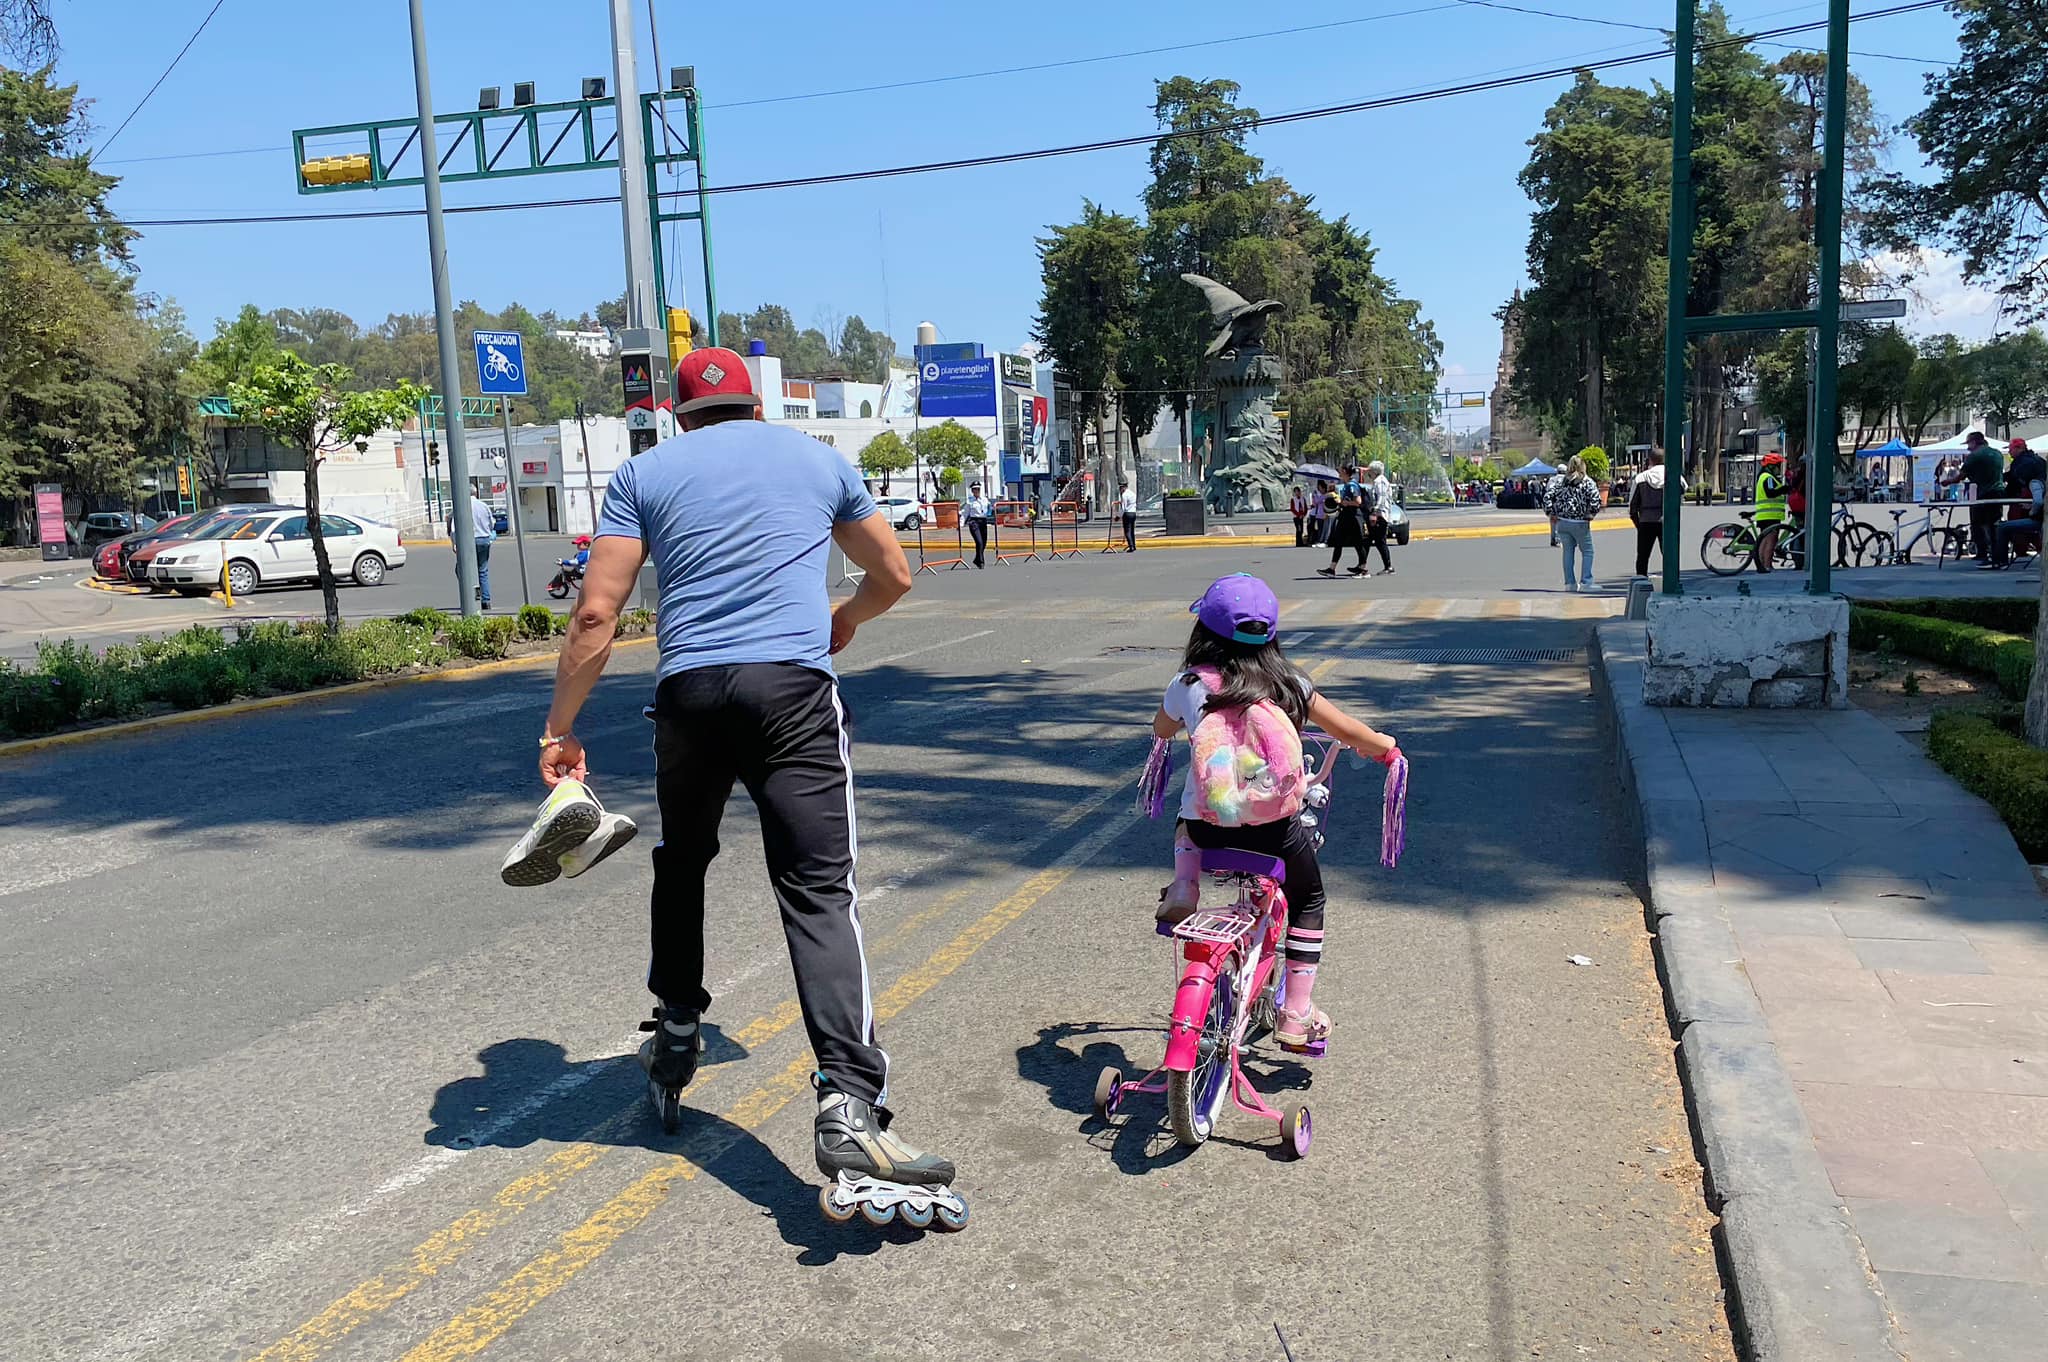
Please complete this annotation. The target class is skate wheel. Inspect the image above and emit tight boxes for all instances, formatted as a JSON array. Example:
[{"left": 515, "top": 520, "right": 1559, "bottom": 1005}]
[
  {"left": 1092, "top": 1066, "right": 1122, "bottom": 1121},
  {"left": 933, "top": 1201, "right": 969, "bottom": 1232},
  {"left": 650, "top": 1082, "right": 682, "bottom": 1136},
  {"left": 900, "top": 1200, "right": 935, "bottom": 1230},
  {"left": 1281, "top": 1104, "right": 1312, "bottom": 1160},
  {"left": 859, "top": 1200, "right": 897, "bottom": 1227},
  {"left": 818, "top": 1185, "right": 857, "bottom": 1224}
]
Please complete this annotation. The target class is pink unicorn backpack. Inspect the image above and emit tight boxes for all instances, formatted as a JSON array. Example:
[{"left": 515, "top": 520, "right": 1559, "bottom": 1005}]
[{"left": 1184, "top": 667, "right": 1307, "bottom": 828}]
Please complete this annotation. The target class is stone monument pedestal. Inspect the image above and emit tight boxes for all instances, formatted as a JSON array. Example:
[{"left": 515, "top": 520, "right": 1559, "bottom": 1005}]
[{"left": 1643, "top": 589, "right": 1848, "bottom": 708}]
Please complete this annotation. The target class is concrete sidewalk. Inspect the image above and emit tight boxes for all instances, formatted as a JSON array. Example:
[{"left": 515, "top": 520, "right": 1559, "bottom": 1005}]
[{"left": 1596, "top": 622, "right": 2048, "bottom": 1362}]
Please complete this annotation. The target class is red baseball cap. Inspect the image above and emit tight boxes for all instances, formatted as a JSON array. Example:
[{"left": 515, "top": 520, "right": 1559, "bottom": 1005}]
[
  {"left": 672, "top": 346, "right": 761, "bottom": 415},
  {"left": 2010, "top": 438, "right": 2031, "bottom": 454}
]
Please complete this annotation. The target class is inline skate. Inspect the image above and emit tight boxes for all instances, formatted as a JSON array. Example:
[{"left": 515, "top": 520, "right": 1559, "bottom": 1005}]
[
  {"left": 813, "top": 1075, "right": 967, "bottom": 1231},
  {"left": 637, "top": 1005, "right": 703, "bottom": 1134}
]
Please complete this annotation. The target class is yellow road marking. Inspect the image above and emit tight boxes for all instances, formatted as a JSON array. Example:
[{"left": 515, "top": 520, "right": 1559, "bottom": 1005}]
[
  {"left": 247, "top": 1145, "right": 604, "bottom": 1362},
  {"left": 1483, "top": 599, "right": 1521, "bottom": 621},
  {"left": 395, "top": 813, "right": 1137, "bottom": 1362},
  {"left": 1406, "top": 597, "right": 1451, "bottom": 620},
  {"left": 247, "top": 998, "right": 800, "bottom": 1362}
]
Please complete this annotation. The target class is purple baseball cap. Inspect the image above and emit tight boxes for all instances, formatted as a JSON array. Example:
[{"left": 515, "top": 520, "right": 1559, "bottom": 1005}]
[{"left": 1191, "top": 573, "right": 1279, "bottom": 645}]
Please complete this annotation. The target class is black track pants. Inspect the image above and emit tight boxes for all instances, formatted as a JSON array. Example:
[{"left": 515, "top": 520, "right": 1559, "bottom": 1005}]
[{"left": 648, "top": 662, "right": 887, "bottom": 1104}]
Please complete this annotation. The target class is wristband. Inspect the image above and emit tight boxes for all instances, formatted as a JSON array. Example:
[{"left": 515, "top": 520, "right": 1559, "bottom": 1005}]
[
  {"left": 540, "top": 734, "right": 566, "bottom": 749},
  {"left": 1375, "top": 746, "right": 1403, "bottom": 767}
]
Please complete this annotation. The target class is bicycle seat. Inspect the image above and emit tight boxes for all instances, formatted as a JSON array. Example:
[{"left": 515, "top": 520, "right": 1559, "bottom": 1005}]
[
  {"left": 1738, "top": 511, "right": 1756, "bottom": 521},
  {"left": 1199, "top": 849, "right": 1286, "bottom": 884},
  {"left": 1888, "top": 509, "right": 1907, "bottom": 522}
]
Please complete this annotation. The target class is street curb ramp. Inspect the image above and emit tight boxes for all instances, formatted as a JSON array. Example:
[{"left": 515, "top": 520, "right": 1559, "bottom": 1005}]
[{"left": 1589, "top": 622, "right": 1907, "bottom": 1362}]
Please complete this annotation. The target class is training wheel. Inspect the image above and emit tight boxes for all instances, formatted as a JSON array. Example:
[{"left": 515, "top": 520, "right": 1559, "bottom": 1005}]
[
  {"left": 818, "top": 1185, "right": 857, "bottom": 1223},
  {"left": 1281, "top": 1104, "right": 1312, "bottom": 1160},
  {"left": 1093, "top": 1066, "right": 1122, "bottom": 1121}
]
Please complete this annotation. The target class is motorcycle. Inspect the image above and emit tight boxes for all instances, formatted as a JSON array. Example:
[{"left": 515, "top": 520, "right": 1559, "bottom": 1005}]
[{"left": 546, "top": 558, "right": 585, "bottom": 600}]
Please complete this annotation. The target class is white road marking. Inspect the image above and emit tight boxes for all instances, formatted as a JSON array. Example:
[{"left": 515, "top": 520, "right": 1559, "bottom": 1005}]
[
  {"left": 844, "top": 630, "right": 994, "bottom": 669},
  {"left": 0, "top": 832, "right": 153, "bottom": 898}
]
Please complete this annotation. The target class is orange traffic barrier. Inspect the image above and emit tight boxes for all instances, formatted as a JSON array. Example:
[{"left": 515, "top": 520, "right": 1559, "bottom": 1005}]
[
  {"left": 912, "top": 512, "right": 966, "bottom": 574},
  {"left": 1046, "top": 501, "right": 1082, "bottom": 560},
  {"left": 992, "top": 500, "right": 1039, "bottom": 564}
]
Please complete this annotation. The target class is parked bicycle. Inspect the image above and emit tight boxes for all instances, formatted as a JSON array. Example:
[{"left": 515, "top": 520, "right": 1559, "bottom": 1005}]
[
  {"left": 1698, "top": 502, "right": 1888, "bottom": 576},
  {"left": 1866, "top": 503, "right": 1971, "bottom": 566}
]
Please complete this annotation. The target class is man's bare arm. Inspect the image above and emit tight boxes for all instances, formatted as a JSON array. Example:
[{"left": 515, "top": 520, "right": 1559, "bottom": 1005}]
[
  {"left": 540, "top": 534, "right": 644, "bottom": 783},
  {"left": 828, "top": 514, "right": 913, "bottom": 653}
]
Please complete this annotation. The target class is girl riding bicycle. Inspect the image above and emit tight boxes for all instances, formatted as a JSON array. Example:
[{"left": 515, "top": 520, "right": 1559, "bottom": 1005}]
[{"left": 1151, "top": 574, "right": 1401, "bottom": 1053}]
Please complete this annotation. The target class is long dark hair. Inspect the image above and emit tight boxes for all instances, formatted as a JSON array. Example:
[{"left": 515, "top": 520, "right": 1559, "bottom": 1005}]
[{"left": 1181, "top": 622, "right": 1308, "bottom": 730}]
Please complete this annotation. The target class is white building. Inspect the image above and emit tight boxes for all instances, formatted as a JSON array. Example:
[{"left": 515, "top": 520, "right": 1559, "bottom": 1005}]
[{"left": 553, "top": 328, "right": 616, "bottom": 361}]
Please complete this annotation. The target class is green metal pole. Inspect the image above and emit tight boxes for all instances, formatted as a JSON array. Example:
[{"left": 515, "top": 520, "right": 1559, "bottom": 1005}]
[
  {"left": 1806, "top": 0, "right": 1850, "bottom": 596},
  {"left": 644, "top": 95, "right": 668, "bottom": 319},
  {"left": 1659, "top": 0, "right": 1697, "bottom": 595},
  {"left": 689, "top": 92, "right": 719, "bottom": 348}
]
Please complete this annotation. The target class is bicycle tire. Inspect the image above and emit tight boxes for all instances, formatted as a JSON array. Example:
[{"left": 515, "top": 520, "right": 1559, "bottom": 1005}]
[
  {"left": 1852, "top": 529, "right": 1896, "bottom": 567},
  {"left": 1833, "top": 521, "right": 1872, "bottom": 567},
  {"left": 1701, "top": 523, "right": 1754, "bottom": 576},
  {"left": 1902, "top": 527, "right": 1969, "bottom": 566},
  {"left": 1168, "top": 953, "right": 1239, "bottom": 1149}
]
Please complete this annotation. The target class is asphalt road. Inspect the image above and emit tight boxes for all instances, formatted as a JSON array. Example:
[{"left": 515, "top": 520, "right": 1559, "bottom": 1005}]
[{"left": 0, "top": 536, "right": 1734, "bottom": 1360}]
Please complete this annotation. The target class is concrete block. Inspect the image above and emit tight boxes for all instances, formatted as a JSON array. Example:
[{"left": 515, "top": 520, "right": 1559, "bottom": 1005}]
[
  {"left": 1847, "top": 1198, "right": 2048, "bottom": 1284},
  {"left": 1716, "top": 1192, "right": 1906, "bottom": 1362},
  {"left": 1683, "top": 1018, "right": 1838, "bottom": 1203},
  {"left": 1645, "top": 592, "right": 1851, "bottom": 709},
  {"left": 1878, "top": 1271, "right": 2048, "bottom": 1362},
  {"left": 1659, "top": 913, "right": 1768, "bottom": 1026}
]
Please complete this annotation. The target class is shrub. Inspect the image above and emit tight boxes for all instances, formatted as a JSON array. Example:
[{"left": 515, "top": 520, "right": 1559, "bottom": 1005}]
[
  {"left": 341, "top": 618, "right": 447, "bottom": 673},
  {"left": 484, "top": 616, "right": 518, "bottom": 656},
  {"left": 552, "top": 610, "right": 570, "bottom": 635},
  {"left": 1850, "top": 596, "right": 2038, "bottom": 636},
  {"left": 397, "top": 606, "right": 452, "bottom": 635},
  {"left": 0, "top": 663, "right": 77, "bottom": 737},
  {"left": 1847, "top": 607, "right": 2033, "bottom": 700},
  {"left": 617, "top": 607, "right": 656, "bottom": 637},
  {"left": 1163, "top": 487, "right": 1204, "bottom": 499},
  {"left": 445, "top": 615, "right": 493, "bottom": 659},
  {"left": 517, "top": 604, "right": 555, "bottom": 641},
  {"left": 1927, "top": 707, "right": 2048, "bottom": 862}
]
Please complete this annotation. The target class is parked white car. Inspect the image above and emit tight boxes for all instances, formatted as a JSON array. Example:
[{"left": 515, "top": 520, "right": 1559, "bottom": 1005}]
[
  {"left": 873, "top": 495, "right": 932, "bottom": 530},
  {"left": 151, "top": 511, "right": 407, "bottom": 595}
]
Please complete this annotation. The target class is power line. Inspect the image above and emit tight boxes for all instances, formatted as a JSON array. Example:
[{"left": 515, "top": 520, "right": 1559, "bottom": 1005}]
[
  {"left": 92, "top": 0, "right": 230, "bottom": 161},
  {"left": 36, "top": 0, "right": 1947, "bottom": 232},
  {"left": 96, "top": 2, "right": 1466, "bottom": 168},
  {"left": 1455, "top": 0, "right": 1949, "bottom": 64}
]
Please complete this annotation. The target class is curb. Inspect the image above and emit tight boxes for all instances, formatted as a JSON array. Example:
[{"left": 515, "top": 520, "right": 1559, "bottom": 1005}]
[
  {"left": 1589, "top": 624, "right": 1907, "bottom": 1362},
  {"left": 0, "top": 635, "right": 658, "bottom": 761},
  {"left": 81, "top": 577, "right": 152, "bottom": 595},
  {"left": 897, "top": 519, "right": 1637, "bottom": 554}
]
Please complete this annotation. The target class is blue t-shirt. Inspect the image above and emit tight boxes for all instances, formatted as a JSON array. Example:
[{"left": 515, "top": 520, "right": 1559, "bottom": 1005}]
[{"left": 596, "top": 420, "right": 875, "bottom": 681}]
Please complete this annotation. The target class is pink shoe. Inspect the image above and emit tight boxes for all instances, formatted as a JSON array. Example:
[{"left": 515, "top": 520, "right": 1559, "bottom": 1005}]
[
  {"left": 1274, "top": 1005, "right": 1331, "bottom": 1055},
  {"left": 1155, "top": 878, "right": 1201, "bottom": 924}
]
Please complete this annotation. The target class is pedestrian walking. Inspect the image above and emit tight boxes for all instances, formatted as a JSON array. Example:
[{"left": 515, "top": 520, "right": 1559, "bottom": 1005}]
[
  {"left": 449, "top": 494, "right": 497, "bottom": 609},
  {"left": 1120, "top": 480, "right": 1138, "bottom": 552},
  {"left": 1363, "top": 460, "right": 1396, "bottom": 575},
  {"left": 1289, "top": 485, "right": 1309, "bottom": 547},
  {"left": 1627, "top": 462, "right": 1675, "bottom": 576},
  {"left": 964, "top": 482, "right": 993, "bottom": 568},
  {"left": 534, "top": 347, "right": 960, "bottom": 1220},
  {"left": 1305, "top": 480, "right": 1329, "bottom": 547},
  {"left": 1317, "top": 465, "right": 1371, "bottom": 578},
  {"left": 1941, "top": 432, "right": 2005, "bottom": 562},
  {"left": 1544, "top": 454, "right": 1603, "bottom": 591}
]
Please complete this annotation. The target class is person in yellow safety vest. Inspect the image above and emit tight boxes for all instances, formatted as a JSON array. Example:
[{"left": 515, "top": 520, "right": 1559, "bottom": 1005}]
[{"left": 1753, "top": 452, "right": 1789, "bottom": 573}]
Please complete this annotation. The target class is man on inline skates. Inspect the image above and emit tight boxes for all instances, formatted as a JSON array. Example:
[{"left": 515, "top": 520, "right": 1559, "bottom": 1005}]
[{"left": 535, "top": 347, "right": 964, "bottom": 1225}]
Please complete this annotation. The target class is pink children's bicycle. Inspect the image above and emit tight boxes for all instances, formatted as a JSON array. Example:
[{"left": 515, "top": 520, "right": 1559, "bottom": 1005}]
[{"left": 1096, "top": 735, "right": 1405, "bottom": 1158}]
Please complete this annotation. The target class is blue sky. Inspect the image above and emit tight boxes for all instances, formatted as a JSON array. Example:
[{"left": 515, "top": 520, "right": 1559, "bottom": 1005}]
[{"left": 67, "top": 1, "right": 1969, "bottom": 436}]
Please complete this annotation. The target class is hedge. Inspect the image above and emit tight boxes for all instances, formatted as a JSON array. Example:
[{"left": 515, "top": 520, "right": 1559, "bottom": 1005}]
[
  {"left": 1927, "top": 708, "right": 2048, "bottom": 862},
  {"left": 0, "top": 607, "right": 648, "bottom": 742},
  {"left": 1847, "top": 606, "right": 2033, "bottom": 700},
  {"left": 1849, "top": 596, "right": 2038, "bottom": 637}
]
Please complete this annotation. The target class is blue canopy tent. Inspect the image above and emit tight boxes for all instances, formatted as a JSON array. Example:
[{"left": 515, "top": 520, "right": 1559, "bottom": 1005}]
[
  {"left": 1510, "top": 459, "right": 1557, "bottom": 478},
  {"left": 1860, "top": 437, "right": 1913, "bottom": 501}
]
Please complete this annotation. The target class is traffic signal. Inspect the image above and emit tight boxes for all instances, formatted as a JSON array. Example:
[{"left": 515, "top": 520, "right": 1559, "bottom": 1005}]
[
  {"left": 301, "top": 154, "right": 372, "bottom": 186},
  {"left": 667, "top": 307, "right": 693, "bottom": 360}
]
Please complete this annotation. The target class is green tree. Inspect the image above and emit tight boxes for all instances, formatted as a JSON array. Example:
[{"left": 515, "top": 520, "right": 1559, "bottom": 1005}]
[
  {"left": 1033, "top": 201, "right": 1141, "bottom": 490},
  {"left": 1967, "top": 329, "right": 2048, "bottom": 438},
  {"left": 228, "top": 354, "right": 422, "bottom": 628},
  {"left": 857, "top": 429, "right": 912, "bottom": 494},
  {"left": 909, "top": 420, "right": 988, "bottom": 499},
  {"left": 1869, "top": 0, "right": 2048, "bottom": 321},
  {"left": 1898, "top": 333, "right": 1968, "bottom": 445},
  {"left": 1514, "top": 72, "right": 1667, "bottom": 455},
  {"left": 1837, "top": 326, "right": 1915, "bottom": 454}
]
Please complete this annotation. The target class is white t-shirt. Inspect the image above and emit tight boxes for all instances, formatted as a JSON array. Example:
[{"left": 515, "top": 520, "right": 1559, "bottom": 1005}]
[
  {"left": 1161, "top": 668, "right": 1316, "bottom": 822},
  {"left": 1119, "top": 487, "right": 1137, "bottom": 515}
]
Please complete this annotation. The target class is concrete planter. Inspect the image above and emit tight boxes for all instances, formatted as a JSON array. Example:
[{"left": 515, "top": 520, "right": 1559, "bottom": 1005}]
[{"left": 1163, "top": 498, "right": 1206, "bottom": 537}]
